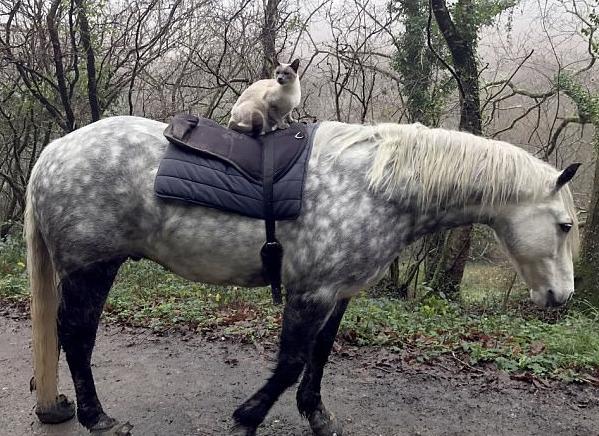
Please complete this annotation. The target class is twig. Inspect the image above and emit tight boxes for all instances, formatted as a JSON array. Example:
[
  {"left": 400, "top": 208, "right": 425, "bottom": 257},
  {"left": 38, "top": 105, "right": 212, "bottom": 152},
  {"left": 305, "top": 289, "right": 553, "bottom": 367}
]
[
  {"left": 481, "top": 49, "right": 534, "bottom": 113},
  {"left": 502, "top": 272, "right": 518, "bottom": 310},
  {"left": 545, "top": 116, "right": 582, "bottom": 160},
  {"left": 451, "top": 351, "right": 484, "bottom": 374}
]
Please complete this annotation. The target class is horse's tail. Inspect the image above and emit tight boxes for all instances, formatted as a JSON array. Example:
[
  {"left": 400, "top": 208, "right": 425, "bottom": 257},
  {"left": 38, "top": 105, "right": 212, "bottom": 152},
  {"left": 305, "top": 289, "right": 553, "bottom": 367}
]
[{"left": 25, "top": 187, "right": 60, "bottom": 408}]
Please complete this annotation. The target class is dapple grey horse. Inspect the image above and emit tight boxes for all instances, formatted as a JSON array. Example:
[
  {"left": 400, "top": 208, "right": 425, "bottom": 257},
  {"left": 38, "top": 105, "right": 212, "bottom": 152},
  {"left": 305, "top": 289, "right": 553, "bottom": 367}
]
[{"left": 26, "top": 116, "right": 580, "bottom": 435}]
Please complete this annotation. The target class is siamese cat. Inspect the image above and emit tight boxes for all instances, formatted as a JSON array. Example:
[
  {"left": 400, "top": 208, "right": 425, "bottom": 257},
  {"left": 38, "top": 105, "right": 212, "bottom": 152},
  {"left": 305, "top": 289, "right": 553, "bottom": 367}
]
[{"left": 228, "top": 59, "right": 301, "bottom": 136}]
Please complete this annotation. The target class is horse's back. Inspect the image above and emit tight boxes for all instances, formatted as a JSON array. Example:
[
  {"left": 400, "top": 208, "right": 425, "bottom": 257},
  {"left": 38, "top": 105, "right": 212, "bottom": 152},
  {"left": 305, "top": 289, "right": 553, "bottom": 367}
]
[
  {"left": 28, "top": 116, "right": 169, "bottom": 274},
  {"left": 33, "top": 117, "right": 167, "bottom": 184}
]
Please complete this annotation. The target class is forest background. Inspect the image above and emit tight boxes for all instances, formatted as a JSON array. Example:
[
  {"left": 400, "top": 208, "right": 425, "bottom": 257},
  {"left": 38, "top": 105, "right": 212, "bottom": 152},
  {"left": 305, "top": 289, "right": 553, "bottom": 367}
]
[{"left": 1, "top": 0, "right": 599, "bottom": 380}]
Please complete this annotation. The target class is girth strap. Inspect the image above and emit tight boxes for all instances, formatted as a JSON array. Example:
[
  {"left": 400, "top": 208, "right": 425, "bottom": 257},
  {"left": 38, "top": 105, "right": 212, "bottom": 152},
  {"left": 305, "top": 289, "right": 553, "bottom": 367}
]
[{"left": 260, "top": 136, "right": 284, "bottom": 305}]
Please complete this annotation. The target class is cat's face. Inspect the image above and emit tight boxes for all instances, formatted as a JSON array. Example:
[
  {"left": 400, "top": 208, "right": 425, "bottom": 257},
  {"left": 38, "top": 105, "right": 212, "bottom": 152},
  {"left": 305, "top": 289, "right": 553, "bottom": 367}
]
[{"left": 274, "top": 59, "right": 300, "bottom": 85}]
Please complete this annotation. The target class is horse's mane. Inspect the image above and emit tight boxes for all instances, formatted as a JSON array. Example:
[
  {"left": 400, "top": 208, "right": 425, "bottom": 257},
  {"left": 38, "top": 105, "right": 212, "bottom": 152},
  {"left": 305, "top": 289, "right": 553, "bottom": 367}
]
[{"left": 314, "top": 121, "right": 579, "bottom": 253}]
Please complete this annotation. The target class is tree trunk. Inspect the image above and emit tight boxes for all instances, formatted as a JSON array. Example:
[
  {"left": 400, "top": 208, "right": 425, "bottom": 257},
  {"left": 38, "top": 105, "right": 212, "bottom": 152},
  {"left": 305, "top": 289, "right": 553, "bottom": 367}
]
[
  {"left": 576, "top": 154, "right": 599, "bottom": 306},
  {"left": 431, "top": 0, "right": 482, "bottom": 135},
  {"left": 74, "top": 0, "right": 101, "bottom": 122},
  {"left": 428, "top": 0, "right": 482, "bottom": 295},
  {"left": 47, "top": 0, "right": 76, "bottom": 132},
  {"left": 260, "top": 0, "right": 280, "bottom": 79},
  {"left": 0, "top": 195, "right": 18, "bottom": 240}
]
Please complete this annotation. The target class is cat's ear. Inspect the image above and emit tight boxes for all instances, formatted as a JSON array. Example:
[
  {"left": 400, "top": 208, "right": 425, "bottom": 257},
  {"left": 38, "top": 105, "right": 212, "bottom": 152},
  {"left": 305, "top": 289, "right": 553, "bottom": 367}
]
[
  {"left": 290, "top": 58, "right": 300, "bottom": 72},
  {"left": 268, "top": 58, "right": 279, "bottom": 69}
]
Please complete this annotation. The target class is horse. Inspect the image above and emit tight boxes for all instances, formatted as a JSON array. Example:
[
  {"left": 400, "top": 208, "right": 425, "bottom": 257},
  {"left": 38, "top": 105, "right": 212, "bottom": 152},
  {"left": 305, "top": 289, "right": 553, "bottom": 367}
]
[{"left": 25, "top": 116, "right": 580, "bottom": 435}]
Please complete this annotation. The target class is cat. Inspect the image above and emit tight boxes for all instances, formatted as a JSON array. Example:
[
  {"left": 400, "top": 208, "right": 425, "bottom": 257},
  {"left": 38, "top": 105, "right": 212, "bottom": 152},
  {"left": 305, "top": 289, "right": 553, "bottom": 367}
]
[{"left": 228, "top": 59, "right": 301, "bottom": 136}]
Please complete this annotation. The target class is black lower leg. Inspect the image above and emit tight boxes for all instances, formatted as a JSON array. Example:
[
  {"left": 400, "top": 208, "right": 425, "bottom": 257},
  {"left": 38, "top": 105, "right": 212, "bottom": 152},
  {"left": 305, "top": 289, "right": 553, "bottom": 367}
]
[
  {"left": 297, "top": 298, "right": 349, "bottom": 417},
  {"left": 58, "top": 259, "right": 122, "bottom": 430},
  {"left": 233, "top": 292, "right": 336, "bottom": 431}
]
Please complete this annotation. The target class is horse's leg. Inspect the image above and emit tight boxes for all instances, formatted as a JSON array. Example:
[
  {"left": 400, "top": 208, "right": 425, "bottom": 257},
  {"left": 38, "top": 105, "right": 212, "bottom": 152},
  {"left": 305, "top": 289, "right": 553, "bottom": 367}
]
[
  {"left": 232, "top": 290, "right": 337, "bottom": 435},
  {"left": 297, "top": 298, "right": 349, "bottom": 436},
  {"left": 58, "top": 259, "right": 132, "bottom": 434}
]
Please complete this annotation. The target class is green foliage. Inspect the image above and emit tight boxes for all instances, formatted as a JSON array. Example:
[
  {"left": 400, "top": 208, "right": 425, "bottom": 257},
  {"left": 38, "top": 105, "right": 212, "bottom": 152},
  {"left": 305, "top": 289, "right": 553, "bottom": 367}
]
[
  {"left": 391, "top": 0, "right": 453, "bottom": 125},
  {"left": 558, "top": 74, "right": 599, "bottom": 132},
  {"left": 104, "top": 260, "right": 281, "bottom": 338},
  {"left": 390, "top": 0, "right": 519, "bottom": 122},
  {"left": 0, "top": 234, "right": 25, "bottom": 271},
  {"left": 0, "top": 235, "right": 28, "bottom": 302},
  {"left": 581, "top": 6, "right": 599, "bottom": 56},
  {"left": 557, "top": 70, "right": 599, "bottom": 309},
  {"left": 451, "top": 0, "right": 519, "bottom": 44},
  {"left": 1, "top": 241, "right": 598, "bottom": 380},
  {"left": 557, "top": 2, "right": 599, "bottom": 134},
  {"left": 342, "top": 293, "right": 599, "bottom": 378}
]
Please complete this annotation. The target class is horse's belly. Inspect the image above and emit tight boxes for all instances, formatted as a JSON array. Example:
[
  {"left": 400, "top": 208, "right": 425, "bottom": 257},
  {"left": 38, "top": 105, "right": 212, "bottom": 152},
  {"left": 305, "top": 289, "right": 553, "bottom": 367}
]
[
  {"left": 144, "top": 211, "right": 268, "bottom": 287},
  {"left": 152, "top": 250, "right": 266, "bottom": 287}
]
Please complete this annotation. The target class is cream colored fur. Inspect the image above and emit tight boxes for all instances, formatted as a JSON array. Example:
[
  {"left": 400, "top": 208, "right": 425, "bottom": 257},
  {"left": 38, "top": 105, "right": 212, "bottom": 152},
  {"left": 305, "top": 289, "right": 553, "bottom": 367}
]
[
  {"left": 228, "top": 63, "right": 301, "bottom": 135},
  {"left": 25, "top": 185, "right": 60, "bottom": 409}
]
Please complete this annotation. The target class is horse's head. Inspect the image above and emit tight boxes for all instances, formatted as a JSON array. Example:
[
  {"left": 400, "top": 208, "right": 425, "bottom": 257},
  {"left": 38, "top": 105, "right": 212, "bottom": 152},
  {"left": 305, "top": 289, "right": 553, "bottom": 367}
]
[{"left": 492, "top": 164, "right": 581, "bottom": 308}]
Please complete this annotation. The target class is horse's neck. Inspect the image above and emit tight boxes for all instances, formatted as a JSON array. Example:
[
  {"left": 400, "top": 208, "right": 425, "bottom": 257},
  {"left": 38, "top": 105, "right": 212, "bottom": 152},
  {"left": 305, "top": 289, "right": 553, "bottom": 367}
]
[
  {"left": 387, "top": 186, "right": 502, "bottom": 244},
  {"left": 409, "top": 205, "right": 496, "bottom": 240},
  {"left": 358, "top": 122, "right": 555, "bottom": 230},
  {"left": 330, "top": 138, "right": 501, "bottom": 239}
]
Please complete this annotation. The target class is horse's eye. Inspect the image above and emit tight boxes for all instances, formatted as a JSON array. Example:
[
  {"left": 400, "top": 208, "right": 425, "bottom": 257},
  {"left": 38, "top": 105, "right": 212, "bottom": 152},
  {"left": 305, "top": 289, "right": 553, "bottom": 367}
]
[{"left": 559, "top": 223, "right": 573, "bottom": 233}]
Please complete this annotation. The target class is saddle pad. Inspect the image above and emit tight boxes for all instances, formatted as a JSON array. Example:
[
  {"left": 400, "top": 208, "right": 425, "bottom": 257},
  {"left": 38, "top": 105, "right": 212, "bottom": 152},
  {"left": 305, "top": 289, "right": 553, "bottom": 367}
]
[
  {"left": 154, "top": 121, "right": 317, "bottom": 220},
  {"left": 163, "top": 114, "right": 308, "bottom": 183}
]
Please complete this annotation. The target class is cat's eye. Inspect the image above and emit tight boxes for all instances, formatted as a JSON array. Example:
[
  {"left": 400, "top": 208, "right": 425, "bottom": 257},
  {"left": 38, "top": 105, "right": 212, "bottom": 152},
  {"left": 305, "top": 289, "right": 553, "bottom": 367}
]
[{"left": 559, "top": 223, "right": 573, "bottom": 233}]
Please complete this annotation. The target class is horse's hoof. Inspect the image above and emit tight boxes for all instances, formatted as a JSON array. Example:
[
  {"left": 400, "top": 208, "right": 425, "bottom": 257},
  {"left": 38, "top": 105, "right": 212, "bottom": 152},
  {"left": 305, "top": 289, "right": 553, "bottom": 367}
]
[
  {"left": 230, "top": 423, "right": 257, "bottom": 436},
  {"left": 308, "top": 405, "right": 343, "bottom": 436},
  {"left": 35, "top": 394, "right": 76, "bottom": 424},
  {"left": 91, "top": 421, "right": 133, "bottom": 435},
  {"left": 232, "top": 394, "right": 268, "bottom": 435},
  {"left": 90, "top": 413, "right": 133, "bottom": 435}
]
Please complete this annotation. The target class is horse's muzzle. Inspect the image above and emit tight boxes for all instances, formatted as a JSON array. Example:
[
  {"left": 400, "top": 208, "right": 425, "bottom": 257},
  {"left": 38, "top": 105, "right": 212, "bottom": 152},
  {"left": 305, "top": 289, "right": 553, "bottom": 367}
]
[{"left": 545, "top": 289, "right": 565, "bottom": 308}]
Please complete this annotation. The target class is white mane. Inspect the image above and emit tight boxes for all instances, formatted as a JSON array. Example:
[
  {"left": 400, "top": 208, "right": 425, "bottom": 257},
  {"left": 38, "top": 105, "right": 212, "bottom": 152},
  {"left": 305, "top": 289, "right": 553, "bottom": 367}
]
[
  {"left": 313, "top": 121, "right": 579, "bottom": 252},
  {"left": 316, "top": 121, "right": 558, "bottom": 207}
]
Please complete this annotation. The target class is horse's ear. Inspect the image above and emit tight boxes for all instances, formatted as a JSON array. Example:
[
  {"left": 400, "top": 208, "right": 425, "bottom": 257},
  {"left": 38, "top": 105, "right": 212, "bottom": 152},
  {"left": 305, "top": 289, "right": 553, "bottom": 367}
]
[
  {"left": 290, "top": 58, "right": 300, "bottom": 72},
  {"left": 555, "top": 163, "right": 582, "bottom": 191}
]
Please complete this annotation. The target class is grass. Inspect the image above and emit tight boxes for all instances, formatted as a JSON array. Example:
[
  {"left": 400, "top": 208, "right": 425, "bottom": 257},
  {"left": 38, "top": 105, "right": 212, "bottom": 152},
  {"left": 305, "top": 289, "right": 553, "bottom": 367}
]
[
  {"left": 2, "top": 234, "right": 599, "bottom": 382},
  {"left": 104, "top": 260, "right": 281, "bottom": 339}
]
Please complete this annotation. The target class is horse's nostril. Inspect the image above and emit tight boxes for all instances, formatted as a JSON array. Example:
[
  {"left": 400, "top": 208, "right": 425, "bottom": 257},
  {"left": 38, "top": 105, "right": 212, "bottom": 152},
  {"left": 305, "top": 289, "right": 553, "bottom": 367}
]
[{"left": 546, "top": 289, "right": 559, "bottom": 308}]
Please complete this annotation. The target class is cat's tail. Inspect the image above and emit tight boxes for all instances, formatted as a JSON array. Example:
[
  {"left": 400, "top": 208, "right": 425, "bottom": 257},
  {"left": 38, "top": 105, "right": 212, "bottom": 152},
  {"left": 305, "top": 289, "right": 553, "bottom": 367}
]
[
  {"left": 228, "top": 111, "right": 266, "bottom": 136},
  {"left": 249, "top": 111, "right": 266, "bottom": 136}
]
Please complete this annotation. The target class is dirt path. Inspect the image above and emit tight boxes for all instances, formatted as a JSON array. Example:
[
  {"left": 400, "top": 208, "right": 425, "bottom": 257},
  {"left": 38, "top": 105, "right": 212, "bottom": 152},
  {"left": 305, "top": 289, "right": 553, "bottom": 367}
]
[{"left": 1, "top": 315, "right": 599, "bottom": 436}]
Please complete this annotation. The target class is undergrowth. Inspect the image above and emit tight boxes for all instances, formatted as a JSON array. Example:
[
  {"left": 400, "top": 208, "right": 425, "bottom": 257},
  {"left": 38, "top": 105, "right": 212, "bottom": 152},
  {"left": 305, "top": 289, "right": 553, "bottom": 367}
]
[{"left": 2, "top": 234, "right": 599, "bottom": 383}]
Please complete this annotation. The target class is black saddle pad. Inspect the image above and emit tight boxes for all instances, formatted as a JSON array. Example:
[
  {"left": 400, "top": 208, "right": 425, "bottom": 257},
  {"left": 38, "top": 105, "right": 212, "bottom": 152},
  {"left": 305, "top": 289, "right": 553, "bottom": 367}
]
[
  {"left": 163, "top": 114, "right": 306, "bottom": 183},
  {"left": 155, "top": 115, "right": 317, "bottom": 220}
]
